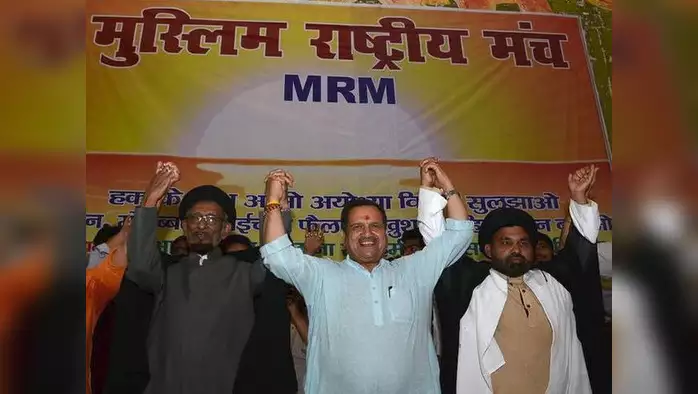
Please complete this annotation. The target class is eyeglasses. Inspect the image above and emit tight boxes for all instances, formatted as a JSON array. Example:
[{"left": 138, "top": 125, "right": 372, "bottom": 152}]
[{"left": 185, "top": 214, "right": 225, "bottom": 227}]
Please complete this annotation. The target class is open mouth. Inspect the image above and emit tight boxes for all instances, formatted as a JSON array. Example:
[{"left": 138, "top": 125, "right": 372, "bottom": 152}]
[
  {"left": 359, "top": 239, "right": 376, "bottom": 247},
  {"left": 194, "top": 232, "right": 211, "bottom": 241}
]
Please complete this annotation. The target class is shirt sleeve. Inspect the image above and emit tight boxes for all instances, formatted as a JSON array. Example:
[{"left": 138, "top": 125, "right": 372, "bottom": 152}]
[
  {"left": 405, "top": 218, "right": 474, "bottom": 286},
  {"left": 87, "top": 244, "right": 110, "bottom": 269},
  {"left": 126, "top": 207, "right": 163, "bottom": 293},
  {"left": 417, "top": 187, "right": 447, "bottom": 246},
  {"left": 570, "top": 200, "right": 601, "bottom": 244},
  {"left": 261, "top": 234, "right": 324, "bottom": 302}
]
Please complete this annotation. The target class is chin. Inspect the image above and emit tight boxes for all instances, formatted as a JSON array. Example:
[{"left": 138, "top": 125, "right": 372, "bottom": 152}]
[{"left": 190, "top": 243, "right": 215, "bottom": 254}]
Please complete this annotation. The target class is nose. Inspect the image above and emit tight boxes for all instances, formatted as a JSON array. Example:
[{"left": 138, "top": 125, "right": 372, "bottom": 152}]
[
  {"left": 196, "top": 219, "right": 208, "bottom": 229},
  {"left": 511, "top": 242, "right": 522, "bottom": 254}
]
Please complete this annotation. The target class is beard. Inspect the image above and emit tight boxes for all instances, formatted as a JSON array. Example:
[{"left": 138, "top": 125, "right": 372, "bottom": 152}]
[
  {"left": 187, "top": 230, "right": 217, "bottom": 255},
  {"left": 490, "top": 253, "right": 533, "bottom": 278},
  {"left": 189, "top": 242, "right": 215, "bottom": 255}
]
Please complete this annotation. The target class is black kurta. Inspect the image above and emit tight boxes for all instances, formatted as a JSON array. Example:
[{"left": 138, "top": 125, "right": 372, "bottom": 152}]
[
  {"left": 127, "top": 207, "right": 265, "bottom": 394},
  {"left": 232, "top": 212, "right": 297, "bottom": 394},
  {"left": 434, "top": 225, "right": 609, "bottom": 394}
]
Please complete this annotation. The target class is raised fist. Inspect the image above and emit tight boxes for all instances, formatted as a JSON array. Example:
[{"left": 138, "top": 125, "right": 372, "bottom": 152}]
[
  {"left": 420, "top": 158, "right": 454, "bottom": 192},
  {"left": 143, "top": 161, "right": 180, "bottom": 208},
  {"left": 568, "top": 164, "right": 598, "bottom": 204},
  {"left": 264, "top": 169, "right": 294, "bottom": 204}
]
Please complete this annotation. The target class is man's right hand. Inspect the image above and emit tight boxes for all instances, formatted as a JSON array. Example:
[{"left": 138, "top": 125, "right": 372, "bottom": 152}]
[
  {"left": 421, "top": 159, "right": 455, "bottom": 193},
  {"left": 420, "top": 157, "right": 439, "bottom": 190},
  {"left": 143, "top": 161, "right": 180, "bottom": 208}
]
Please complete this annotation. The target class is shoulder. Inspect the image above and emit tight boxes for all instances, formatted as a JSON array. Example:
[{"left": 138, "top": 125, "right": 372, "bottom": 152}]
[{"left": 531, "top": 270, "right": 572, "bottom": 301}]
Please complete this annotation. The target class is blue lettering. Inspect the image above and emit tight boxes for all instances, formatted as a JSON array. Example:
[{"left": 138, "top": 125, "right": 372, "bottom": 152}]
[
  {"left": 358, "top": 77, "right": 396, "bottom": 104},
  {"left": 284, "top": 74, "right": 322, "bottom": 102},
  {"left": 284, "top": 74, "right": 396, "bottom": 104},
  {"left": 327, "top": 76, "right": 356, "bottom": 103}
]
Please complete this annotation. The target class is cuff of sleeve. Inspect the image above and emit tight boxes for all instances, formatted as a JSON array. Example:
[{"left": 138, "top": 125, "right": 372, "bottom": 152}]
[
  {"left": 418, "top": 187, "right": 447, "bottom": 216},
  {"left": 445, "top": 218, "right": 474, "bottom": 231},
  {"left": 569, "top": 199, "right": 600, "bottom": 243},
  {"left": 260, "top": 234, "right": 293, "bottom": 258}
]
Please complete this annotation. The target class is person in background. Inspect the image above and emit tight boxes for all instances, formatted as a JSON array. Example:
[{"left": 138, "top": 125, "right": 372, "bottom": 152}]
[
  {"left": 104, "top": 240, "right": 180, "bottom": 394},
  {"left": 220, "top": 233, "right": 253, "bottom": 253},
  {"left": 286, "top": 225, "right": 323, "bottom": 394},
  {"left": 86, "top": 219, "right": 130, "bottom": 394},
  {"left": 287, "top": 286, "right": 309, "bottom": 394},
  {"left": 89, "top": 222, "right": 132, "bottom": 393},
  {"left": 87, "top": 223, "right": 125, "bottom": 269},
  {"left": 303, "top": 223, "right": 324, "bottom": 256},
  {"left": 260, "top": 158, "right": 473, "bottom": 394},
  {"left": 535, "top": 231, "right": 555, "bottom": 263},
  {"left": 400, "top": 229, "right": 426, "bottom": 257},
  {"left": 128, "top": 161, "right": 265, "bottom": 394},
  {"left": 170, "top": 235, "right": 188, "bottom": 258}
]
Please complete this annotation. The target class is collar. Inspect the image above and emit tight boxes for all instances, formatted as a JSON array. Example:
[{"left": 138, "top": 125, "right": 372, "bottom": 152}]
[
  {"left": 344, "top": 257, "right": 387, "bottom": 275},
  {"left": 185, "top": 246, "right": 224, "bottom": 265},
  {"left": 490, "top": 268, "right": 547, "bottom": 288}
]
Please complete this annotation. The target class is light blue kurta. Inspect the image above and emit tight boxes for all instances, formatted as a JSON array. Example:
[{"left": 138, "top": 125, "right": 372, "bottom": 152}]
[{"left": 261, "top": 219, "right": 474, "bottom": 394}]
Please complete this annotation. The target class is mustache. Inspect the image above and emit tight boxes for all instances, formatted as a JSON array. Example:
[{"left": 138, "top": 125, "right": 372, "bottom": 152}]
[
  {"left": 189, "top": 231, "right": 215, "bottom": 245},
  {"left": 507, "top": 253, "right": 525, "bottom": 260},
  {"left": 359, "top": 236, "right": 378, "bottom": 243}
]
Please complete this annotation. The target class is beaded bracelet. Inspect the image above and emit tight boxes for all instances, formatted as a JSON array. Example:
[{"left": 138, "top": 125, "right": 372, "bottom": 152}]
[{"left": 264, "top": 203, "right": 281, "bottom": 213}]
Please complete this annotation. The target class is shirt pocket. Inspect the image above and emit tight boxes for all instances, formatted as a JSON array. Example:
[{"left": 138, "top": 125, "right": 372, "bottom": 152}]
[{"left": 388, "top": 287, "right": 415, "bottom": 324}]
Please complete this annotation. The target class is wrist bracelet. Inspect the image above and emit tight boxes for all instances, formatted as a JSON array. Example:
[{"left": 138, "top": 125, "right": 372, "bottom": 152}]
[
  {"left": 441, "top": 189, "right": 460, "bottom": 200},
  {"left": 264, "top": 203, "right": 281, "bottom": 213}
]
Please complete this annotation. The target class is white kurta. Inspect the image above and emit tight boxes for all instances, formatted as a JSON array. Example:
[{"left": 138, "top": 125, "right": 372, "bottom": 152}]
[{"left": 456, "top": 270, "right": 591, "bottom": 394}]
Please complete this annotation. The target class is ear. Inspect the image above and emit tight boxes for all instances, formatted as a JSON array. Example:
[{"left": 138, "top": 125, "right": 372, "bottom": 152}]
[
  {"left": 222, "top": 222, "right": 232, "bottom": 237},
  {"left": 484, "top": 244, "right": 493, "bottom": 260},
  {"left": 181, "top": 221, "right": 188, "bottom": 232}
]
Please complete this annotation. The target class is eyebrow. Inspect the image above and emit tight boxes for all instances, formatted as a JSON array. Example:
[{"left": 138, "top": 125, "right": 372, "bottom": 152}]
[
  {"left": 351, "top": 221, "right": 382, "bottom": 226},
  {"left": 499, "top": 236, "right": 529, "bottom": 241}
]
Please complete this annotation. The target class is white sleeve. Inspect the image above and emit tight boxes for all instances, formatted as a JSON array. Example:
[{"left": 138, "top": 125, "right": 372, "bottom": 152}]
[
  {"left": 417, "top": 187, "right": 447, "bottom": 245},
  {"left": 569, "top": 199, "right": 601, "bottom": 244}
]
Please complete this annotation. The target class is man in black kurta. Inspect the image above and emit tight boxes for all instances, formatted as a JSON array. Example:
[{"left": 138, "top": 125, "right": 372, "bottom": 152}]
[{"left": 127, "top": 162, "right": 265, "bottom": 394}]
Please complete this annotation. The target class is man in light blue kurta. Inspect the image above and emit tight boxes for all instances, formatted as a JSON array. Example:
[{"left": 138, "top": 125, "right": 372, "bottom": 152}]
[{"left": 260, "top": 160, "right": 474, "bottom": 394}]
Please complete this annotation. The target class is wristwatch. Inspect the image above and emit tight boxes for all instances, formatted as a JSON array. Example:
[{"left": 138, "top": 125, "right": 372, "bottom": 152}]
[{"left": 441, "top": 189, "right": 460, "bottom": 200}]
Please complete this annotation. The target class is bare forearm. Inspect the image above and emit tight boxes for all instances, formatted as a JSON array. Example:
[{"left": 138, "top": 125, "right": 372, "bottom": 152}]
[
  {"left": 263, "top": 209, "right": 287, "bottom": 244},
  {"left": 444, "top": 192, "right": 468, "bottom": 220},
  {"left": 291, "top": 312, "right": 309, "bottom": 345},
  {"left": 260, "top": 210, "right": 292, "bottom": 246}
]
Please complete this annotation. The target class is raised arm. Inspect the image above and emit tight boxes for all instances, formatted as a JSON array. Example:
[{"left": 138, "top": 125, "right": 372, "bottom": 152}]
[
  {"left": 539, "top": 165, "right": 607, "bottom": 392},
  {"left": 247, "top": 208, "right": 294, "bottom": 294},
  {"left": 408, "top": 159, "right": 474, "bottom": 284},
  {"left": 260, "top": 169, "right": 323, "bottom": 299},
  {"left": 417, "top": 187, "right": 447, "bottom": 245},
  {"left": 543, "top": 165, "right": 602, "bottom": 281},
  {"left": 417, "top": 158, "right": 448, "bottom": 245},
  {"left": 126, "top": 161, "right": 180, "bottom": 293}
]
